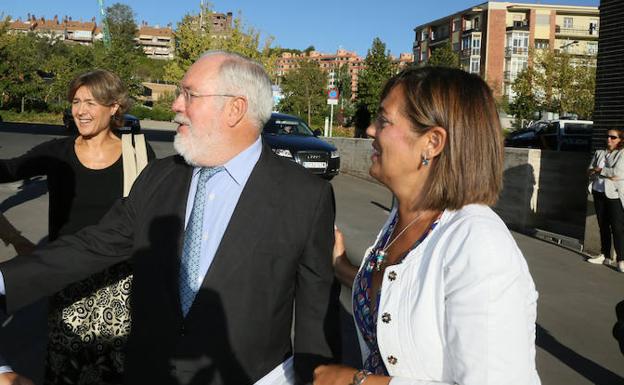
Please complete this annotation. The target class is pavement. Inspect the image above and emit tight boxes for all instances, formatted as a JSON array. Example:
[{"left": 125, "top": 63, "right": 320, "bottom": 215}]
[{"left": 0, "top": 123, "right": 623, "bottom": 384}]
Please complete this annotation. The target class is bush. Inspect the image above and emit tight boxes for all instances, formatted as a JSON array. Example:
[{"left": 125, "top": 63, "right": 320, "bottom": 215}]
[{"left": 128, "top": 104, "right": 175, "bottom": 121}]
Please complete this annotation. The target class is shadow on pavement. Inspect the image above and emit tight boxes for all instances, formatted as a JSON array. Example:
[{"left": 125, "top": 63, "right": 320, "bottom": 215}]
[
  {"left": 537, "top": 323, "right": 624, "bottom": 384},
  {"left": 0, "top": 178, "right": 48, "bottom": 213}
]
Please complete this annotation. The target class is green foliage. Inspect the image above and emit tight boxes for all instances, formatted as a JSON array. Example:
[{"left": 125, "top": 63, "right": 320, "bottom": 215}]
[
  {"left": 129, "top": 104, "right": 175, "bottom": 121},
  {"left": 427, "top": 41, "right": 459, "bottom": 68},
  {"left": 507, "top": 49, "right": 596, "bottom": 123},
  {"left": 105, "top": 3, "right": 140, "bottom": 52},
  {"left": 277, "top": 60, "right": 326, "bottom": 126},
  {"left": 163, "top": 7, "right": 277, "bottom": 84},
  {"left": 506, "top": 67, "right": 540, "bottom": 127},
  {"left": 356, "top": 37, "right": 394, "bottom": 117}
]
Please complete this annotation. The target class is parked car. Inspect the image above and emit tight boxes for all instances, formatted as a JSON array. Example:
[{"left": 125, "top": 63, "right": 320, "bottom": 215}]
[
  {"left": 505, "top": 119, "right": 593, "bottom": 152},
  {"left": 63, "top": 108, "right": 141, "bottom": 134},
  {"left": 262, "top": 112, "right": 340, "bottom": 179}
]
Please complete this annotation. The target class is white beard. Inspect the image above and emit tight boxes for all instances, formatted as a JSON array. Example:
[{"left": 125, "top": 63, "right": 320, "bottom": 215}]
[{"left": 173, "top": 113, "right": 204, "bottom": 166}]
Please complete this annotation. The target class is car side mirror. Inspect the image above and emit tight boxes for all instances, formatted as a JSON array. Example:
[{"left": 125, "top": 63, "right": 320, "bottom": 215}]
[{"left": 313, "top": 129, "right": 322, "bottom": 137}]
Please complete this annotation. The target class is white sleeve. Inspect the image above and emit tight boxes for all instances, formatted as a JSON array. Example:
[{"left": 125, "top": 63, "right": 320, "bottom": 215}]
[{"left": 441, "top": 220, "right": 539, "bottom": 385}]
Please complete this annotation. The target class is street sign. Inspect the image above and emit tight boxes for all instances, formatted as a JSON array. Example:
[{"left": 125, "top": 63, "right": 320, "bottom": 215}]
[{"left": 327, "top": 88, "right": 339, "bottom": 105}]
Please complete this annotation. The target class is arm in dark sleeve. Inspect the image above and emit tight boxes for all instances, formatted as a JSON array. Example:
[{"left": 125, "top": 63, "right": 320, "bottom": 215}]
[
  {"left": 293, "top": 182, "right": 341, "bottom": 383},
  {"left": 0, "top": 161, "right": 152, "bottom": 313},
  {"left": 0, "top": 139, "right": 59, "bottom": 183},
  {"left": 146, "top": 142, "right": 156, "bottom": 161}
]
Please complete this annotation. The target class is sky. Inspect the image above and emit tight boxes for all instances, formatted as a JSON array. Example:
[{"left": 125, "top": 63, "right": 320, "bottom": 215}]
[{"left": 1, "top": 0, "right": 600, "bottom": 57}]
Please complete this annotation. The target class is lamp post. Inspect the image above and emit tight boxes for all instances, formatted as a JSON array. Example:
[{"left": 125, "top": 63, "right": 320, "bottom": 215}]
[{"left": 560, "top": 40, "right": 579, "bottom": 52}]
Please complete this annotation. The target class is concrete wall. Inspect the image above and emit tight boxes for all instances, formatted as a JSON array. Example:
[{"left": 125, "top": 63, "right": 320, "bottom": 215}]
[{"left": 326, "top": 137, "right": 592, "bottom": 244}]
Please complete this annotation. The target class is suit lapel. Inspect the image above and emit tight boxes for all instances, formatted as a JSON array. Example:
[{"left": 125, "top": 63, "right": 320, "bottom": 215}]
[
  {"left": 200, "top": 145, "right": 281, "bottom": 288},
  {"left": 171, "top": 158, "right": 195, "bottom": 319}
]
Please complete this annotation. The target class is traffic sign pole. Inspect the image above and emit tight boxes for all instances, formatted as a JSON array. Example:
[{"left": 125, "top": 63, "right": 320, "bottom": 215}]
[{"left": 329, "top": 104, "right": 334, "bottom": 137}]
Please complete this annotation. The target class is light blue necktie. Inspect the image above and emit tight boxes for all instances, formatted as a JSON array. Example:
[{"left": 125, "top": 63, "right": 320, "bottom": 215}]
[{"left": 179, "top": 166, "right": 224, "bottom": 316}]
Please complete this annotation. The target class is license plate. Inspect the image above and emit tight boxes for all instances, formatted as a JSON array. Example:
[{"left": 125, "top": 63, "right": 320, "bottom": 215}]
[{"left": 303, "top": 161, "right": 327, "bottom": 169}]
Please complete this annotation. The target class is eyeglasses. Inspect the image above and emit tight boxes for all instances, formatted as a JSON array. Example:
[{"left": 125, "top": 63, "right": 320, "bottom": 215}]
[
  {"left": 608, "top": 135, "right": 620, "bottom": 140},
  {"left": 175, "top": 86, "right": 238, "bottom": 105}
]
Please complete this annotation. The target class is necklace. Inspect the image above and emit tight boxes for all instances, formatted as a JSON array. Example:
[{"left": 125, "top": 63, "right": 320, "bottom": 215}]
[{"left": 374, "top": 212, "right": 424, "bottom": 272}]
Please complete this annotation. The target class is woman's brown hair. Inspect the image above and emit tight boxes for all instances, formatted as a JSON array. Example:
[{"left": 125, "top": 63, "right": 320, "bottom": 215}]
[
  {"left": 67, "top": 69, "right": 130, "bottom": 129},
  {"left": 380, "top": 66, "right": 504, "bottom": 210}
]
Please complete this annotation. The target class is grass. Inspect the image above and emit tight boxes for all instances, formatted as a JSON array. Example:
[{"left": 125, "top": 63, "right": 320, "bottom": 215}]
[{"left": 0, "top": 110, "right": 63, "bottom": 125}]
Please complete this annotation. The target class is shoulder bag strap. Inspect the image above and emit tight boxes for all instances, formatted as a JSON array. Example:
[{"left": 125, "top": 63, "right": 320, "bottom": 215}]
[{"left": 121, "top": 133, "right": 138, "bottom": 197}]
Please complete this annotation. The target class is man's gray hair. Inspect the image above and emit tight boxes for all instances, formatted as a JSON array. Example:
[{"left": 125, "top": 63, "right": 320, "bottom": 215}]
[{"left": 200, "top": 50, "right": 273, "bottom": 130}]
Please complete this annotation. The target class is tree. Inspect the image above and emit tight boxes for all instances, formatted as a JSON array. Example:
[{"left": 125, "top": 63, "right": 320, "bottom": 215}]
[
  {"left": 427, "top": 41, "right": 459, "bottom": 68},
  {"left": 356, "top": 37, "right": 394, "bottom": 117},
  {"left": 105, "top": 3, "right": 139, "bottom": 51},
  {"left": 334, "top": 64, "right": 354, "bottom": 125},
  {"left": 277, "top": 60, "right": 326, "bottom": 126},
  {"left": 163, "top": 7, "right": 276, "bottom": 84},
  {"left": 0, "top": 33, "right": 46, "bottom": 112},
  {"left": 506, "top": 48, "right": 596, "bottom": 123},
  {"left": 506, "top": 67, "right": 540, "bottom": 128}
]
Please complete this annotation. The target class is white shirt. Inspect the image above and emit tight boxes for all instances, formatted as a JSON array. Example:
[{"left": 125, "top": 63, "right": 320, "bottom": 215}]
[{"left": 354, "top": 204, "right": 541, "bottom": 385}]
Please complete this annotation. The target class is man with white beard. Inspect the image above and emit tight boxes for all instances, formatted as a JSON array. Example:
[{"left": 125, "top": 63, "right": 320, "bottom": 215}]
[{"left": 0, "top": 51, "right": 341, "bottom": 385}]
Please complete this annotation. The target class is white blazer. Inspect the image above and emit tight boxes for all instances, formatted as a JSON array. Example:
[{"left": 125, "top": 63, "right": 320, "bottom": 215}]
[
  {"left": 588, "top": 149, "right": 607, "bottom": 193},
  {"left": 354, "top": 204, "right": 541, "bottom": 385},
  {"left": 600, "top": 149, "right": 624, "bottom": 208}
]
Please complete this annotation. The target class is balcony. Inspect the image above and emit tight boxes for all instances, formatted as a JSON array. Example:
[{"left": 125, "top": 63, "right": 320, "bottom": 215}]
[
  {"left": 555, "top": 25, "right": 598, "bottom": 38},
  {"left": 507, "top": 20, "right": 530, "bottom": 32},
  {"left": 462, "top": 27, "right": 481, "bottom": 35},
  {"left": 505, "top": 46, "right": 529, "bottom": 57},
  {"left": 461, "top": 48, "right": 481, "bottom": 58}
]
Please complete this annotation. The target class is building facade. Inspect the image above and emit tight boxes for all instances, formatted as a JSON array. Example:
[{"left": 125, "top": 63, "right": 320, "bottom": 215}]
[
  {"left": 136, "top": 23, "right": 174, "bottom": 60},
  {"left": 413, "top": 2, "right": 599, "bottom": 98},
  {"left": 591, "top": 0, "right": 623, "bottom": 149}
]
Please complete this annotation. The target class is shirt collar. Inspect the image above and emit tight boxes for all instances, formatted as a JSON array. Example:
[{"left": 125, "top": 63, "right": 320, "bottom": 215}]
[{"left": 192, "top": 137, "right": 262, "bottom": 186}]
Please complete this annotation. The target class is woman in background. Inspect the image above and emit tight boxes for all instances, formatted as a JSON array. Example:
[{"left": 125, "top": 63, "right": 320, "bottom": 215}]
[{"left": 587, "top": 129, "right": 624, "bottom": 272}]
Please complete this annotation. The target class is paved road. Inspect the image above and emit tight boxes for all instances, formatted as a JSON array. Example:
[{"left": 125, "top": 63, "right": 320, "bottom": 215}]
[{"left": 0, "top": 123, "right": 623, "bottom": 384}]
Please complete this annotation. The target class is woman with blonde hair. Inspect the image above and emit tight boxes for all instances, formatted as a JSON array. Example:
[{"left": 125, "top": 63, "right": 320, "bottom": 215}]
[{"left": 316, "top": 67, "right": 540, "bottom": 385}]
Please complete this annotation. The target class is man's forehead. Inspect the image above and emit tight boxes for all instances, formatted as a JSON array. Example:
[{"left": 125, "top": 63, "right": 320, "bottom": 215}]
[{"left": 183, "top": 56, "right": 223, "bottom": 87}]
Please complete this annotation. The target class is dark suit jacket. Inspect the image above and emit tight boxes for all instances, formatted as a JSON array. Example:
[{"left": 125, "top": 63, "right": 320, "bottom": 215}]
[{"left": 1, "top": 144, "right": 340, "bottom": 385}]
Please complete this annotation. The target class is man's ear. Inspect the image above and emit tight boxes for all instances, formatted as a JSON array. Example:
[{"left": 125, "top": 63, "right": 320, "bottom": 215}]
[
  {"left": 426, "top": 126, "right": 447, "bottom": 157},
  {"left": 226, "top": 96, "right": 248, "bottom": 127}
]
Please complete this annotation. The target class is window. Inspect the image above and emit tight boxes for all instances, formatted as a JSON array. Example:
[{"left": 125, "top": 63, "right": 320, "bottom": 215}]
[
  {"left": 535, "top": 39, "right": 549, "bottom": 49},
  {"left": 453, "top": 42, "right": 460, "bottom": 51},
  {"left": 587, "top": 41, "right": 598, "bottom": 55},
  {"left": 563, "top": 17, "right": 573, "bottom": 29},
  {"left": 453, "top": 19, "right": 461, "bottom": 32},
  {"left": 470, "top": 57, "right": 480, "bottom": 73},
  {"left": 462, "top": 36, "right": 471, "bottom": 50},
  {"left": 508, "top": 57, "right": 528, "bottom": 80},
  {"left": 472, "top": 38, "right": 481, "bottom": 56},
  {"left": 507, "top": 32, "right": 529, "bottom": 55}
]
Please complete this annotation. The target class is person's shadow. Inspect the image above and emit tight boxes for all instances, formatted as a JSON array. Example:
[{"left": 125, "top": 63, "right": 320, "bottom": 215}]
[
  {"left": 0, "top": 177, "right": 48, "bottom": 213},
  {"left": 537, "top": 323, "right": 624, "bottom": 384},
  {"left": 614, "top": 300, "right": 624, "bottom": 356}
]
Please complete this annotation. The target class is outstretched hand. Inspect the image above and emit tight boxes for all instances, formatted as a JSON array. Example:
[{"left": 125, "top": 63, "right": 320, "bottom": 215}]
[{"left": 0, "top": 373, "right": 35, "bottom": 385}]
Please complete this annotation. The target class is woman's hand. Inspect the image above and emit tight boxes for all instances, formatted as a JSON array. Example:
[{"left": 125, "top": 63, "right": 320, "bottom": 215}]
[
  {"left": 313, "top": 364, "right": 357, "bottom": 385},
  {"left": 332, "top": 227, "right": 358, "bottom": 288},
  {"left": 333, "top": 227, "right": 347, "bottom": 268}
]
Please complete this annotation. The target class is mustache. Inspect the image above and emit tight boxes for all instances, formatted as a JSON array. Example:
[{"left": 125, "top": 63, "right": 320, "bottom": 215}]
[{"left": 173, "top": 114, "right": 192, "bottom": 126}]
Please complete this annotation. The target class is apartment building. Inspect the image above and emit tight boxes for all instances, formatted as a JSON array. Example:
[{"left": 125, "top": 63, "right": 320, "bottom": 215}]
[
  {"left": 9, "top": 15, "right": 98, "bottom": 45},
  {"left": 413, "top": 1, "right": 599, "bottom": 98},
  {"left": 136, "top": 22, "right": 174, "bottom": 60},
  {"left": 277, "top": 49, "right": 365, "bottom": 96}
]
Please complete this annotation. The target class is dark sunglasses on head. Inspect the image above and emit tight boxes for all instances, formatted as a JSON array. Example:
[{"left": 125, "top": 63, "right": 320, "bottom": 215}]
[{"left": 608, "top": 135, "right": 620, "bottom": 140}]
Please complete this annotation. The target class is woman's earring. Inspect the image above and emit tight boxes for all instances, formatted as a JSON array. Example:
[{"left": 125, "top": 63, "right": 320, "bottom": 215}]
[{"left": 421, "top": 154, "right": 430, "bottom": 166}]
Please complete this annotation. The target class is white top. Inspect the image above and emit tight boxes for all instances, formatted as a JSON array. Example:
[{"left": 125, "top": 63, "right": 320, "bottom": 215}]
[
  {"left": 589, "top": 149, "right": 607, "bottom": 193},
  {"left": 354, "top": 204, "right": 541, "bottom": 385}
]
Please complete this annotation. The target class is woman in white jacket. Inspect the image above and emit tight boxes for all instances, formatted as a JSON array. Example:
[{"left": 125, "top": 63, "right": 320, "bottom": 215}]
[{"left": 316, "top": 67, "right": 540, "bottom": 385}]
